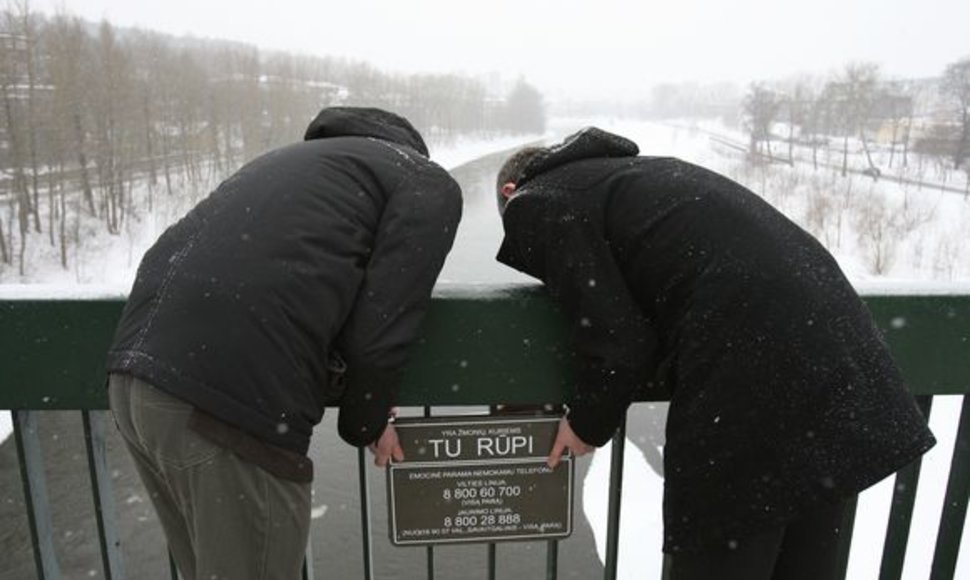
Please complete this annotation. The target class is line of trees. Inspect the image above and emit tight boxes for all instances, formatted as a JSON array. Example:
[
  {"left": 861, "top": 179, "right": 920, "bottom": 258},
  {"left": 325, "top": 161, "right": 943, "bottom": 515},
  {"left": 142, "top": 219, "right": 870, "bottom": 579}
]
[
  {"left": 740, "top": 59, "right": 970, "bottom": 180},
  {"left": 0, "top": 2, "right": 547, "bottom": 278}
]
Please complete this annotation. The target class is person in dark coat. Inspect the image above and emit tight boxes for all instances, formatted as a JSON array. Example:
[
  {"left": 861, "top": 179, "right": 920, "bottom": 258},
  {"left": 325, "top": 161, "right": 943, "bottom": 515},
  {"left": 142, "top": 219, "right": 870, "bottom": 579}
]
[
  {"left": 495, "top": 127, "right": 935, "bottom": 579},
  {"left": 106, "top": 107, "right": 462, "bottom": 580}
]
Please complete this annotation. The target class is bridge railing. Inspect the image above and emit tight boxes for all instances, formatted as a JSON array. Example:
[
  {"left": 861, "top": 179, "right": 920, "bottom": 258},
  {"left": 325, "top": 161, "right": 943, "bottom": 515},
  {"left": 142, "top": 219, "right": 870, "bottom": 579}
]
[{"left": 2, "top": 284, "right": 969, "bottom": 579}]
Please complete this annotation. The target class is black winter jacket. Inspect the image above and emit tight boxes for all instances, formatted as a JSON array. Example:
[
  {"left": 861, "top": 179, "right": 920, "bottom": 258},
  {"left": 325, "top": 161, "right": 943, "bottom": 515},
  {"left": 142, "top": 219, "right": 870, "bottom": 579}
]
[
  {"left": 497, "top": 127, "right": 935, "bottom": 553},
  {"left": 107, "top": 108, "right": 462, "bottom": 454}
]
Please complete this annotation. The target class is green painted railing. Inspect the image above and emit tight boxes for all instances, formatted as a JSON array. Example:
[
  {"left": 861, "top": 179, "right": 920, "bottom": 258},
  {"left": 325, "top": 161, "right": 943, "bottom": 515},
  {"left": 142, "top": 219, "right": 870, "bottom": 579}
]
[{"left": 2, "top": 284, "right": 969, "bottom": 579}]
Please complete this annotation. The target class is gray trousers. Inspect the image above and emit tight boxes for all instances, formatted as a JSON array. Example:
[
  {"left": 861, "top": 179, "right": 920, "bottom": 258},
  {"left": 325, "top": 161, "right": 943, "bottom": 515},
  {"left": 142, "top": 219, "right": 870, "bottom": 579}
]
[{"left": 108, "top": 373, "right": 311, "bottom": 580}]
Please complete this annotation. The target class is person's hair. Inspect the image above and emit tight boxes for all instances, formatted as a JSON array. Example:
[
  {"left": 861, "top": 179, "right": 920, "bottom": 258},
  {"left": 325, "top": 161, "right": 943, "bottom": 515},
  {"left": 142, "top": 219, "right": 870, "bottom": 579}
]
[{"left": 495, "top": 146, "right": 545, "bottom": 212}]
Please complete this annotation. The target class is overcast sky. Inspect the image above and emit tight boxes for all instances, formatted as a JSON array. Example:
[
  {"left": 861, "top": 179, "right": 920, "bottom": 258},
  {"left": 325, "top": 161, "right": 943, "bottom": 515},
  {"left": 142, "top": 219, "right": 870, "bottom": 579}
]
[{"left": 31, "top": 0, "right": 970, "bottom": 99}]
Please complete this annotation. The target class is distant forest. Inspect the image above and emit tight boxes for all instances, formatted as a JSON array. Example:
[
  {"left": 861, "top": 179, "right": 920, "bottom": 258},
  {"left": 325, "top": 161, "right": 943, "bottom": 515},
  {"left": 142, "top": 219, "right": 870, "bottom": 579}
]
[{"left": 0, "top": 3, "right": 546, "bottom": 276}]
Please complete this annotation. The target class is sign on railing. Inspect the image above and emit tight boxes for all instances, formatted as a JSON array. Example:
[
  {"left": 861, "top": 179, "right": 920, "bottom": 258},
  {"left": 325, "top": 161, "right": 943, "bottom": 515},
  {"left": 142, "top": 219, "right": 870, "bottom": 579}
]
[{"left": 386, "top": 415, "right": 574, "bottom": 545}]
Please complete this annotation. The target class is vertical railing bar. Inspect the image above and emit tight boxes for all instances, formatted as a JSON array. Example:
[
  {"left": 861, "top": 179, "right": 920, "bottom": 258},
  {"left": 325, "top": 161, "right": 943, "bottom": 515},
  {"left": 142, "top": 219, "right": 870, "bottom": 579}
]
[
  {"left": 425, "top": 545, "right": 435, "bottom": 580},
  {"left": 603, "top": 414, "right": 627, "bottom": 580},
  {"left": 545, "top": 540, "right": 559, "bottom": 580},
  {"left": 661, "top": 553, "right": 672, "bottom": 580},
  {"left": 879, "top": 395, "right": 934, "bottom": 580},
  {"left": 358, "top": 445, "right": 374, "bottom": 580},
  {"left": 13, "top": 409, "right": 61, "bottom": 580},
  {"left": 82, "top": 410, "right": 125, "bottom": 580},
  {"left": 487, "top": 543, "right": 496, "bottom": 580},
  {"left": 302, "top": 536, "right": 315, "bottom": 580},
  {"left": 423, "top": 405, "right": 435, "bottom": 580},
  {"left": 930, "top": 394, "right": 970, "bottom": 580},
  {"left": 168, "top": 552, "right": 180, "bottom": 579},
  {"left": 485, "top": 405, "right": 496, "bottom": 580},
  {"left": 835, "top": 495, "right": 859, "bottom": 579}
]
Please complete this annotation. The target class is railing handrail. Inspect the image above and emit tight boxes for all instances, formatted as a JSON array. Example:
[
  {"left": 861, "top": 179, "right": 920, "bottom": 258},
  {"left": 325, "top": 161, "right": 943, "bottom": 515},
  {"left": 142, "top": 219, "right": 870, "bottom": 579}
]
[{"left": 2, "top": 284, "right": 970, "bottom": 410}]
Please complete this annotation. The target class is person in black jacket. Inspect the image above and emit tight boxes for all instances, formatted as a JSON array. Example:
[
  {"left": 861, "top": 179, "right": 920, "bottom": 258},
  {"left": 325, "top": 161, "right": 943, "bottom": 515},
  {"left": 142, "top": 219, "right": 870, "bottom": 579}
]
[
  {"left": 495, "top": 127, "right": 935, "bottom": 580},
  {"left": 107, "top": 107, "right": 461, "bottom": 580}
]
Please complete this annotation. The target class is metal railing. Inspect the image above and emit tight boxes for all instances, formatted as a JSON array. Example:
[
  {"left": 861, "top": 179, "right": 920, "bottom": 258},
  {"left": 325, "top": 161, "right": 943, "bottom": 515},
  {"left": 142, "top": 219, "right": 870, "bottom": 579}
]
[{"left": 2, "top": 285, "right": 969, "bottom": 579}]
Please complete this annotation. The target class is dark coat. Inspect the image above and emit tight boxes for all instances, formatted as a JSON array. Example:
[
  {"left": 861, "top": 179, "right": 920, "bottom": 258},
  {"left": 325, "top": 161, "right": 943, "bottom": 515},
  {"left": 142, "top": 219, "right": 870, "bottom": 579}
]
[
  {"left": 107, "top": 107, "right": 462, "bottom": 454},
  {"left": 497, "top": 127, "right": 935, "bottom": 553}
]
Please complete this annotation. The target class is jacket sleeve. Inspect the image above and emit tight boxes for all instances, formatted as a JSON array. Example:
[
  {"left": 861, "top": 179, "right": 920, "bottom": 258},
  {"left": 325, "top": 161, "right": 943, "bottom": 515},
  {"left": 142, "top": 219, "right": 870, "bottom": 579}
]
[
  {"left": 335, "top": 169, "right": 462, "bottom": 446},
  {"left": 503, "top": 193, "right": 658, "bottom": 446}
]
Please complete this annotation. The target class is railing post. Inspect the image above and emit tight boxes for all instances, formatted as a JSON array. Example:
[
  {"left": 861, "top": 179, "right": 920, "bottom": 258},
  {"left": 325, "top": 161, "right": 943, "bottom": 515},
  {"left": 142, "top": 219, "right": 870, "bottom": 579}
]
[
  {"left": 545, "top": 539, "right": 559, "bottom": 580},
  {"left": 425, "top": 546, "right": 435, "bottom": 580},
  {"left": 930, "top": 394, "right": 970, "bottom": 580},
  {"left": 13, "top": 409, "right": 62, "bottom": 580},
  {"left": 424, "top": 406, "right": 435, "bottom": 580},
  {"left": 168, "top": 553, "right": 180, "bottom": 579},
  {"left": 487, "top": 543, "right": 496, "bottom": 580},
  {"left": 357, "top": 446, "right": 374, "bottom": 580},
  {"left": 302, "top": 538, "right": 315, "bottom": 580},
  {"left": 83, "top": 410, "right": 124, "bottom": 580},
  {"left": 603, "top": 414, "right": 627, "bottom": 580}
]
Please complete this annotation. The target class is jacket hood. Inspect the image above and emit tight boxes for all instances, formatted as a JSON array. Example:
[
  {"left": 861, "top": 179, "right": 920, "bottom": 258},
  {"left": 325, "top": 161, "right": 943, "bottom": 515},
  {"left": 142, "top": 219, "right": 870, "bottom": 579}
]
[
  {"left": 303, "top": 106, "right": 429, "bottom": 156},
  {"left": 519, "top": 127, "right": 638, "bottom": 186}
]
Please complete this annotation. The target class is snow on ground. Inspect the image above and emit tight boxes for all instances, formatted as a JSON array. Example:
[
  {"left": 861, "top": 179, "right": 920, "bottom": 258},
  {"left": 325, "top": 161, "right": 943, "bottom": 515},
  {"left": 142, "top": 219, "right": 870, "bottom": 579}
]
[
  {"left": 0, "top": 412, "right": 10, "bottom": 447},
  {"left": 0, "top": 284, "right": 128, "bottom": 300},
  {"left": 584, "top": 436, "right": 665, "bottom": 579}
]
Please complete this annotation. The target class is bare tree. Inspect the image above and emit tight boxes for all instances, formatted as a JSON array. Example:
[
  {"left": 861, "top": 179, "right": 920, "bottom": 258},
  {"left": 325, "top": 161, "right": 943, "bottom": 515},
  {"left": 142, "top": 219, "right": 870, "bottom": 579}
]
[
  {"left": 0, "top": 9, "right": 31, "bottom": 273},
  {"left": 804, "top": 175, "right": 835, "bottom": 246},
  {"left": 46, "top": 14, "right": 95, "bottom": 216},
  {"left": 853, "top": 193, "right": 896, "bottom": 275},
  {"left": 796, "top": 89, "right": 827, "bottom": 171},
  {"left": 853, "top": 185, "right": 934, "bottom": 276},
  {"left": 8, "top": 0, "right": 41, "bottom": 233},
  {"left": 742, "top": 83, "right": 780, "bottom": 162},
  {"left": 933, "top": 233, "right": 960, "bottom": 280},
  {"left": 823, "top": 63, "right": 881, "bottom": 178},
  {"left": 870, "top": 78, "right": 918, "bottom": 173},
  {"left": 91, "top": 19, "right": 135, "bottom": 234},
  {"left": 228, "top": 46, "right": 263, "bottom": 164},
  {"left": 846, "top": 63, "right": 881, "bottom": 177},
  {"left": 127, "top": 30, "right": 164, "bottom": 199},
  {"left": 781, "top": 81, "right": 816, "bottom": 167},
  {"left": 46, "top": 13, "right": 96, "bottom": 270},
  {"left": 883, "top": 92, "right": 913, "bottom": 170},
  {"left": 942, "top": 57, "right": 970, "bottom": 171}
]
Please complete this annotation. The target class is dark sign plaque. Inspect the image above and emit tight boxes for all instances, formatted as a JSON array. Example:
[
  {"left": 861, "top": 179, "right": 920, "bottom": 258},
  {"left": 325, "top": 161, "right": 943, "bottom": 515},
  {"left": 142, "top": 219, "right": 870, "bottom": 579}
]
[{"left": 387, "top": 415, "right": 574, "bottom": 546}]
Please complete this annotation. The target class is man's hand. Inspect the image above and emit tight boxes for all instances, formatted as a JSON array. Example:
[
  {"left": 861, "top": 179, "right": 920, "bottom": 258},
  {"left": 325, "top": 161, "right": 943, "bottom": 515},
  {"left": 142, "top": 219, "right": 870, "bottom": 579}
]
[
  {"left": 368, "top": 421, "right": 404, "bottom": 467},
  {"left": 547, "top": 416, "right": 593, "bottom": 468}
]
